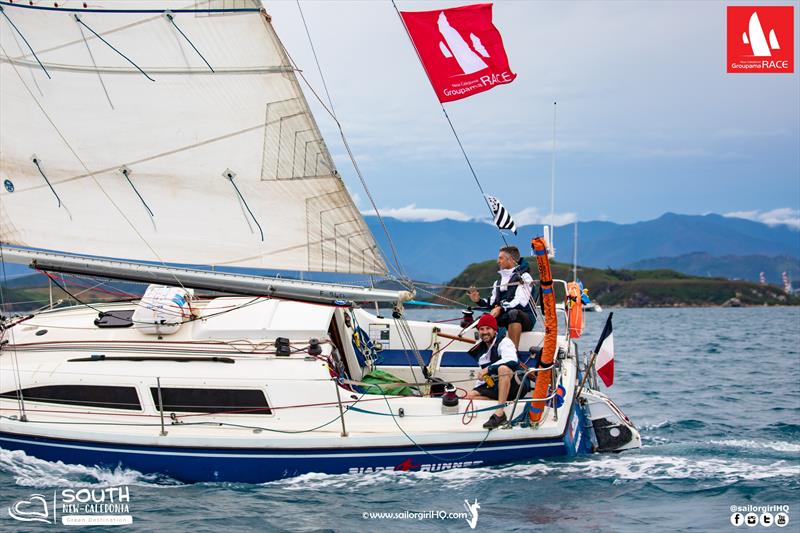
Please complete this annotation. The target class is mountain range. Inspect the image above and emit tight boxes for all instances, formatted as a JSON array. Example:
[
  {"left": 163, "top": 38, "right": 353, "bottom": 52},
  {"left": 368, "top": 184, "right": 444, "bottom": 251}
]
[
  {"left": 2, "top": 212, "right": 797, "bottom": 287},
  {"left": 366, "top": 212, "right": 799, "bottom": 283}
]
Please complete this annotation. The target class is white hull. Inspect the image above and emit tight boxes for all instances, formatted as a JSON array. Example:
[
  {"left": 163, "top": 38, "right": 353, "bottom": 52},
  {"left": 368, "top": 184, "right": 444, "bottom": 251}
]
[{"left": 0, "top": 295, "right": 638, "bottom": 481}]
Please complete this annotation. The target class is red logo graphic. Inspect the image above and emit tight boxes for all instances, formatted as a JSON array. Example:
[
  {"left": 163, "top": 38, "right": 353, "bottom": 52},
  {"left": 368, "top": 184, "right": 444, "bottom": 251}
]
[
  {"left": 394, "top": 458, "right": 421, "bottom": 471},
  {"left": 727, "top": 6, "right": 794, "bottom": 73},
  {"left": 401, "top": 3, "right": 517, "bottom": 102}
]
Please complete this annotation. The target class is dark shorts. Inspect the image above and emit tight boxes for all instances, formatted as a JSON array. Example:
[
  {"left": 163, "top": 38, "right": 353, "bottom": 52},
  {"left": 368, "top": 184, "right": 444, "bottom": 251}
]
[
  {"left": 473, "top": 368, "right": 522, "bottom": 401},
  {"left": 497, "top": 309, "right": 534, "bottom": 331}
]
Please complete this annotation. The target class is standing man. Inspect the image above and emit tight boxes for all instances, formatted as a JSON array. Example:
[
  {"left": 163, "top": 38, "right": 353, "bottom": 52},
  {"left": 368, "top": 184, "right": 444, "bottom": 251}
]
[
  {"left": 466, "top": 313, "right": 521, "bottom": 429},
  {"left": 467, "top": 246, "right": 535, "bottom": 349}
]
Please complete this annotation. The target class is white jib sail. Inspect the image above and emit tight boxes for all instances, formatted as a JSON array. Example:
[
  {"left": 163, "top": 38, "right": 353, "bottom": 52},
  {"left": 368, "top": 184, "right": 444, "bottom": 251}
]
[{"left": 0, "top": 0, "right": 387, "bottom": 275}]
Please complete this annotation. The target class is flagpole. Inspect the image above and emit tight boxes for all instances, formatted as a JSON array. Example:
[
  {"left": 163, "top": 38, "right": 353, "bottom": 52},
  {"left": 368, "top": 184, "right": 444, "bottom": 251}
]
[
  {"left": 390, "top": 0, "right": 509, "bottom": 247},
  {"left": 575, "top": 349, "right": 598, "bottom": 401}
]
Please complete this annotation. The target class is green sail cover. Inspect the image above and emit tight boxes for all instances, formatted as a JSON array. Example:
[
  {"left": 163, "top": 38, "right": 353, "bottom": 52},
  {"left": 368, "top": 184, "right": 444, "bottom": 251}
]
[{"left": 359, "top": 369, "right": 417, "bottom": 396}]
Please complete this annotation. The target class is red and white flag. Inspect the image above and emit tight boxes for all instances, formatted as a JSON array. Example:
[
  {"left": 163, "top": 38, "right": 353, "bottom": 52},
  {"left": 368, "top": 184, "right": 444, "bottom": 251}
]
[
  {"left": 400, "top": 3, "right": 517, "bottom": 103},
  {"left": 593, "top": 312, "right": 614, "bottom": 387}
]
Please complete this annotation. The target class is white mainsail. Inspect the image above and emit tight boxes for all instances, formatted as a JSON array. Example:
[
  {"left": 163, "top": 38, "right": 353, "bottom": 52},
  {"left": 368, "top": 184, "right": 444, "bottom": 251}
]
[{"left": 0, "top": 0, "right": 386, "bottom": 275}]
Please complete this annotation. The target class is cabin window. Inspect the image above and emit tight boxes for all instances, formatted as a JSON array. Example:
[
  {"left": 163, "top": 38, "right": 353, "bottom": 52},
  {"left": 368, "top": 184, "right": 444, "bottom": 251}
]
[
  {"left": 149, "top": 387, "right": 271, "bottom": 415},
  {"left": 0, "top": 385, "right": 141, "bottom": 410}
]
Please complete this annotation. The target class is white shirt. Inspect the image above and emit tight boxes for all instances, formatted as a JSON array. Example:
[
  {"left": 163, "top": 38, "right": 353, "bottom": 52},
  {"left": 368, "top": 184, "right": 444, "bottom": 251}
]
[
  {"left": 490, "top": 268, "right": 534, "bottom": 309},
  {"left": 475, "top": 335, "right": 518, "bottom": 387}
]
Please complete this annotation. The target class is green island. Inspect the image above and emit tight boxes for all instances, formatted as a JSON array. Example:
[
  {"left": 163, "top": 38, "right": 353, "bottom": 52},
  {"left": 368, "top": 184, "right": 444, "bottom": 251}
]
[{"left": 433, "top": 258, "right": 800, "bottom": 307}]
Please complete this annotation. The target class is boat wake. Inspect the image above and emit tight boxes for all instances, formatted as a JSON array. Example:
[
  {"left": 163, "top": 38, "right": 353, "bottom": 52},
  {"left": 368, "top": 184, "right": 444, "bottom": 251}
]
[
  {"left": 3, "top": 444, "right": 795, "bottom": 492},
  {"left": 0, "top": 448, "right": 180, "bottom": 488},
  {"left": 270, "top": 452, "right": 799, "bottom": 491},
  {"left": 707, "top": 439, "right": 800, "bottom": 453}
]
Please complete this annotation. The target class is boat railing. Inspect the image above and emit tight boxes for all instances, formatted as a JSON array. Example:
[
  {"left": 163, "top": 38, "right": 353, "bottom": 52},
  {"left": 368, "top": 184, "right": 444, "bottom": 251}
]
[{"left": 505, "top": 359, "right": 564, "bottom": 427}]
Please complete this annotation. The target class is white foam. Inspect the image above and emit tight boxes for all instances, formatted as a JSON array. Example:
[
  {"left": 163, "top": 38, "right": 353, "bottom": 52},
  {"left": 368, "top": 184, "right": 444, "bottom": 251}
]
[
  {"left": 0, "top": 448, "right": 180, "bottom": 488},
  {"left": 641, "top": 419, "right": 670, "bottom": 430},
  {"left": 272, "top": 454, "right": 800, "bottom": 489},
  {"left": 545, "top": 455, "right": 800, "bottom": 482},
  {"left": 709, "top": 439, "right": 800, "bottom": 453}
]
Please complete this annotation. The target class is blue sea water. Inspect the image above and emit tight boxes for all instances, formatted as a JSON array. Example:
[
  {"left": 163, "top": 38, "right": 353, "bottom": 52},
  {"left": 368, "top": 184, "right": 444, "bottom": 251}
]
[{"left": 1, "top": 307, "right": 798, "bottom": 532}]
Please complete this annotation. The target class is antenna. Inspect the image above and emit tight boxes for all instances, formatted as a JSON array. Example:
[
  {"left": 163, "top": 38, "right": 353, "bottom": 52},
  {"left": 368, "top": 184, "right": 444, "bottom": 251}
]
[
  {"left": 573, "top": 220, "right": 578, "bottom": 282},
  {"left": 549, "top": 101, "right": 557, "bottom": 258}
]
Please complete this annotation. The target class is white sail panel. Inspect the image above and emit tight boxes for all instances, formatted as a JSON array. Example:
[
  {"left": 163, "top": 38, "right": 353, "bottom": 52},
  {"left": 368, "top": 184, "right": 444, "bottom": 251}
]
[{"left": 0, "top": 0, "right": 386, "bottom": 275}]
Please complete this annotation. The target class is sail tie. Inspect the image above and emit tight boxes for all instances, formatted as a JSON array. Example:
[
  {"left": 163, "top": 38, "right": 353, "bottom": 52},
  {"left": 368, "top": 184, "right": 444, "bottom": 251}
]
[
  {"left": 76, "top": 13, "right": 114, "bottom": 110},
  {"left": 164, "top": 11, "right": 214, "bottom": 73},
  {"left": 73, "top": 14, "right": 154, "bottom": 82},
  {"left": 30, "top": 155, "right": 71, "bottom": 219},
  {"left": 0, "top": 5, "right": 50, "bottom": 79},
  {"left": 119, "top": 166, "right": 154, "bottom": 218},
  {"left": 223, "top": 169, "right": 264, "bottom": 242}
]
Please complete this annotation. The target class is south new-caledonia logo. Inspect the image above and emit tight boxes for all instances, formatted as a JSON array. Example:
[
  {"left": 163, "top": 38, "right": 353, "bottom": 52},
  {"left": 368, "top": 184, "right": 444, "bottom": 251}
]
[{"left": 727, "top": 6, "right": 794, "bottom": 73}]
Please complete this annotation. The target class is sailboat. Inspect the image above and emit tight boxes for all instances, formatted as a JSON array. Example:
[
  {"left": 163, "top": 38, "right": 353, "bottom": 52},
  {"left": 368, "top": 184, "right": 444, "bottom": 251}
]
[{"left": 0, "top": 0, "right": 638, "bottom": 483}]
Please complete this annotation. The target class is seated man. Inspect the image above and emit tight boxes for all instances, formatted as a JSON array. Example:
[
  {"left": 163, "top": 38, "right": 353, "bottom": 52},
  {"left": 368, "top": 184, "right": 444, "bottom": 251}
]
[
  {"left": 466, "top": 314, "right": 521, "bottom": 429},
  {"left": 467, "top": 245, "right": 534, "bottom": 349}
]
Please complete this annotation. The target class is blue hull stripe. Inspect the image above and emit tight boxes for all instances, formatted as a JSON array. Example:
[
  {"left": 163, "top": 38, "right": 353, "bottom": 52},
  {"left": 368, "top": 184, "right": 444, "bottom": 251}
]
[
  {"left": 0, "top": 433, "right": 564, "bottom": 458},
  {"left": 376, "top": 350, "right": 532, "bottom": 367},
  {"left": 0, "top": 404, "right": 591, "bottom": 482}
]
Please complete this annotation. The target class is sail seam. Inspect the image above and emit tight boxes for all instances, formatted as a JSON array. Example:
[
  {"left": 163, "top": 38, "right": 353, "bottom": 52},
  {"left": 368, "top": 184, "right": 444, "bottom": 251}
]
[
  {"left": 291, "top": 1, "right": 405, "bottom": 282},
  {"left": 0, "top": 41, "right": 188, "bottom": 291}
]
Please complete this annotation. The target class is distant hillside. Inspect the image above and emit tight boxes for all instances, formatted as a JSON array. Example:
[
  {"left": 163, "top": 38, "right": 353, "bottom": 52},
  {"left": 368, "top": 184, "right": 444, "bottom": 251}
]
[
  {"left": 2, "top": 212, "right": 797, "bottom": 287},
  {"left": 626, "top": 252, "right": 800, "bottom": 285},
  {"left": 365, "top": 212, "right": 800, "bottom": 282},
  {"left": 435, "top": 259, "right": 799, "bottom": 308}
]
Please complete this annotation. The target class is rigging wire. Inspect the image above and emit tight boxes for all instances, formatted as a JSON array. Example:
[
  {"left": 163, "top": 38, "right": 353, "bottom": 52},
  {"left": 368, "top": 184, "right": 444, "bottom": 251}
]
[
  {"left": 389, "top": 0, "right": 509, "bottom": 248},
  {"left": 0, "top": 244, "right": 28, "bottom": 420},
  {"left": 36, "top": 271, "right": 267, "bottom": 327},
  {"left": 292, "top": 0, "right": 410, "bottom": 285}
]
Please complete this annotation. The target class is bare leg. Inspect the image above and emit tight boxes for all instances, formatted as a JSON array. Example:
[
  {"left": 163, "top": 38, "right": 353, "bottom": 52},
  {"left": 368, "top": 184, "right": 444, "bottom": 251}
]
[
  {"left": 495, "top": 365, "right": 512, "bottom": 416},
  {"left": 507, "top": 322, "right": 522, "bottom": 349},
  {"left": 466, "top": 391, "right": 492, "bottom": 401}
]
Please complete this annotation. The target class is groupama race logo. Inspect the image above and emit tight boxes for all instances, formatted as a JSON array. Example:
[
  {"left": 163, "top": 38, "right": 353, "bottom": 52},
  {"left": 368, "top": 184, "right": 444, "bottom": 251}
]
[{"left": 727, "top": 6, "right": 794, "bottom": 73}]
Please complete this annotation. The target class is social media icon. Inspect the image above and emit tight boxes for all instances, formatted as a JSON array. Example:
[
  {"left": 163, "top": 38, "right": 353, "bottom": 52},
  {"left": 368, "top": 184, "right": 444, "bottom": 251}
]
[
  {"left": 761, "top": 512, "right": 774, "bottom": 527},
  {"left": 731, "top": 513, "right": 744, "bottom": 527},
  {"left": 745, "top": 513, "right": 758, "bottom": 527},
  {"left": 774, "top": 512, "right": 789, "bottom": 527}
]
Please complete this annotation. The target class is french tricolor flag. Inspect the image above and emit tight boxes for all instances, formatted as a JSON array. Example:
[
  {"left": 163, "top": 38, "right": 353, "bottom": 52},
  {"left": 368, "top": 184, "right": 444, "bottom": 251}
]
[{"left": 593, "top": 313, "right": 614, "bottom": 387}]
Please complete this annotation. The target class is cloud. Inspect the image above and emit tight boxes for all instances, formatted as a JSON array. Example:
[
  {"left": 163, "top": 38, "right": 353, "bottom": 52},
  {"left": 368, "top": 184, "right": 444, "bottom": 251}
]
[
  {"left": 368, "top": 204, "right": 473, "bottom": 222},
  {"left": 512, "top": 207, "right": 578, "bottom": 227},
  {"left": 724, "top": 208, "right": 800, "bottom": 229}
]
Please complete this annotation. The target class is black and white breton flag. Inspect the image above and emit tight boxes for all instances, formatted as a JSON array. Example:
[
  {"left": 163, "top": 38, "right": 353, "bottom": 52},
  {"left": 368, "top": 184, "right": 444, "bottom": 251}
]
[{"left": 486, "top": 195, "right": 517, "bottom": 235}]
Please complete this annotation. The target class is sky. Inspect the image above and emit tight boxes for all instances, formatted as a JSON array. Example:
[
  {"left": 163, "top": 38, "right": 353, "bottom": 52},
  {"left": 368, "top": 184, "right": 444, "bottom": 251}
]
[{"left": 263, "top": 0, "right": 800, "bottom": 228}]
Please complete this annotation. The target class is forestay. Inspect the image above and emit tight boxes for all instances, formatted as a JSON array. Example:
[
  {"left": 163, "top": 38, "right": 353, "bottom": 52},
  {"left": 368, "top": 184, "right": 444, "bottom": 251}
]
[{"left": 0, "top": 0, "right": 386, "bottom": 275}]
